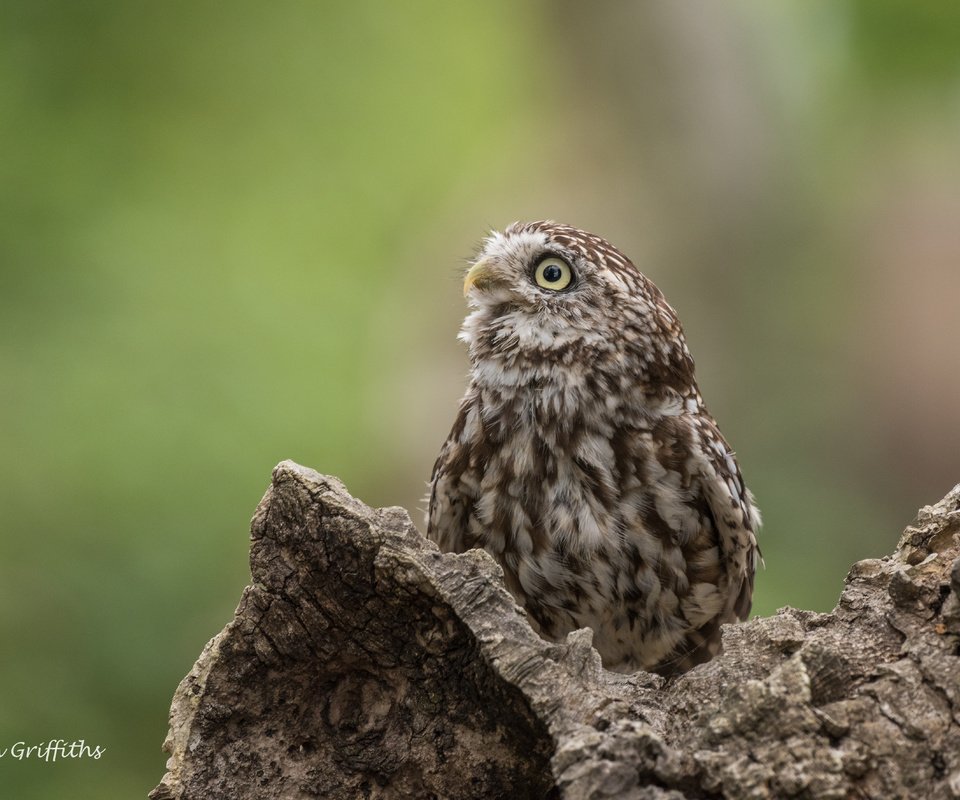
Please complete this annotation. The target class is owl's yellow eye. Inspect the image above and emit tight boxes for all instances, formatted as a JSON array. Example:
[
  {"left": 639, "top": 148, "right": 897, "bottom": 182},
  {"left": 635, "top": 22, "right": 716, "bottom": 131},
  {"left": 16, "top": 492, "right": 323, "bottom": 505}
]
[{"left": 533, "top": 257, "right": 573, "bottom": 291}]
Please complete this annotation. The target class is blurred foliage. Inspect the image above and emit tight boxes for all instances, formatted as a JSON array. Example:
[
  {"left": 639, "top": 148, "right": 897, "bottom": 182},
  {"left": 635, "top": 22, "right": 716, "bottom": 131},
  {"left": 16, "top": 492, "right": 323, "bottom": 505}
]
[
  {"left": 1, "top": 2, "right": 959, "bottom": 797},
  {"left": 849, "top": 0, "right": 960, "bottom": 85}
]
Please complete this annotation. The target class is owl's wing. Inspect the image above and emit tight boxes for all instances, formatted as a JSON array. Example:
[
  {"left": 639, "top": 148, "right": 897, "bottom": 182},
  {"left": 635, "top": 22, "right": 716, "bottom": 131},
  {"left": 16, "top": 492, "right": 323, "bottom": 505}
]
[
  {"left": 426, "top": 399, "right": 477, "bottom": 553},
  {"left": 691, "top": 414, "right": 762, "bottom": 624},
  {"left": 637, "top": 412, "right": 760, "bottom": 676}
]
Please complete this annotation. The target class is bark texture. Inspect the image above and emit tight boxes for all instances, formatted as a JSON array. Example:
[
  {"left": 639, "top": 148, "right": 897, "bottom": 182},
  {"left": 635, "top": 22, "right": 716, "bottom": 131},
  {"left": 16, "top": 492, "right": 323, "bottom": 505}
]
[{"left": 151, "top": 461, "right": 960, "bottom": 800}]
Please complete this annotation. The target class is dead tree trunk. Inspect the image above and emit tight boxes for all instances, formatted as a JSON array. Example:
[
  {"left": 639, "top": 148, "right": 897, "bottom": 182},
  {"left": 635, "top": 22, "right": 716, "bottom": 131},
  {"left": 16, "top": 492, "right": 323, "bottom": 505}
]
[{"left": 150, "top": 461, "right": 960, "bottom": 799}]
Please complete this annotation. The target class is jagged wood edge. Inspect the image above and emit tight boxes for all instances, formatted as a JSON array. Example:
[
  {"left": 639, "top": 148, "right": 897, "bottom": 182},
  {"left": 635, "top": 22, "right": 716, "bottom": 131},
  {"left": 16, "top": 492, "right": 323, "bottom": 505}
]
[{"left": 151, "top": 462, "right": 960, "bottom": 799}]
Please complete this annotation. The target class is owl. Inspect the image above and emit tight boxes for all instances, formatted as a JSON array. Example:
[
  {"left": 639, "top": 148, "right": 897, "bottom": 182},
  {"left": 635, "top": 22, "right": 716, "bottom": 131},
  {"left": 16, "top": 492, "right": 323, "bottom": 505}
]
[{"left": 427, "top": 221, "right": 760, "bottom": 676}]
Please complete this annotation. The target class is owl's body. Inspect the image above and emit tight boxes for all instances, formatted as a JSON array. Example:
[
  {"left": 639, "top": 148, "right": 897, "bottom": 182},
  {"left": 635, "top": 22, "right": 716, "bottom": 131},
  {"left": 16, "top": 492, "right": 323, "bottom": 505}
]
[{"left": 427, "top": 222, "right": 760, "bottom": 676}]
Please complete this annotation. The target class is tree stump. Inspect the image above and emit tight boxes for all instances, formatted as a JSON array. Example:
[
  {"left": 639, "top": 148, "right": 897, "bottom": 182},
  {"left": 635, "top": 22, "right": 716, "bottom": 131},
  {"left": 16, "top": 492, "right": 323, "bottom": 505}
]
[{"left": 150, "top": 461, "right": 960, "bottom": 799}]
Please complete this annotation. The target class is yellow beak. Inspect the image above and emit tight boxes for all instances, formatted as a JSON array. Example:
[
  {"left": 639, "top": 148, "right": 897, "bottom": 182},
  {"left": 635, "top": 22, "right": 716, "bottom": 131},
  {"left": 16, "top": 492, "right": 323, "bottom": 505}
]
[{"left": 463, "top": 257, "right": 496, "bottom": 297}]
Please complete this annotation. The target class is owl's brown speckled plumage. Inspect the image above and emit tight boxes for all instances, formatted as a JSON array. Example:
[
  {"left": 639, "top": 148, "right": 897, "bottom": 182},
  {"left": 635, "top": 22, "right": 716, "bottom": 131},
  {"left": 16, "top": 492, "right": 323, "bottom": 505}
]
[{"left": 427, "top": 221, "right": 760, "bottom": 676}]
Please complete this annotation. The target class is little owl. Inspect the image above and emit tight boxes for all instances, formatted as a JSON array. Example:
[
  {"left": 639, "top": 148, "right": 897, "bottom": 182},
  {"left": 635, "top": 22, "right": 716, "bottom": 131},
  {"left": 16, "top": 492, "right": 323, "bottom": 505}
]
[{"left": 427, "top": 221, "right": 760, "bottom": 676}]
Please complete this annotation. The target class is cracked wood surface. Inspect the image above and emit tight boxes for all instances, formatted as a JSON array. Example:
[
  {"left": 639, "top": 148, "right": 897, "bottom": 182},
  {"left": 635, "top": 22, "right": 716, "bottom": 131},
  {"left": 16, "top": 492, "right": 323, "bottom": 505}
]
[{"left": 151, "top": 461, "right": 960, "bottom": 799}]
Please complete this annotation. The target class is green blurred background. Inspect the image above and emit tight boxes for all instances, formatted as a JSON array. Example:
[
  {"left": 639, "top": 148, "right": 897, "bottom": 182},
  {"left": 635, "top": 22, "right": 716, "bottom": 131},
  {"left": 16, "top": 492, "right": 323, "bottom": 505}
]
[{"left": 2, "top": 2, "right": 959, "bottom": 796}]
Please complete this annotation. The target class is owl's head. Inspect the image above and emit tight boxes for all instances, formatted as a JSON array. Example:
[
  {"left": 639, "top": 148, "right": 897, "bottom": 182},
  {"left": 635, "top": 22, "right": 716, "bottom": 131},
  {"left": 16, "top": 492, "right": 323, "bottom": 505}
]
[{"left": 459, "top": 222, "right": 692, "bottom": 392}]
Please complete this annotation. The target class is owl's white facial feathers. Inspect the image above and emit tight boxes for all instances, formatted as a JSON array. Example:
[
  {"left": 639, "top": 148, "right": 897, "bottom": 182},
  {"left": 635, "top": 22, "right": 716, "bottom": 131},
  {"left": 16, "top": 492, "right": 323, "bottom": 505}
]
[{"left": 460, "top": 224, "right": 625, "bottom": 361}]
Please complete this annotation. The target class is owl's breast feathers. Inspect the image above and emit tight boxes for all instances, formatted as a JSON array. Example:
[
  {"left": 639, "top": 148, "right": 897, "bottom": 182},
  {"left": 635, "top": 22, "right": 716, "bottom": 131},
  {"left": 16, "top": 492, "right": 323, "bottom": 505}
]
[{"left": 427, "top": 353, "right": 760, "bottom": 675}]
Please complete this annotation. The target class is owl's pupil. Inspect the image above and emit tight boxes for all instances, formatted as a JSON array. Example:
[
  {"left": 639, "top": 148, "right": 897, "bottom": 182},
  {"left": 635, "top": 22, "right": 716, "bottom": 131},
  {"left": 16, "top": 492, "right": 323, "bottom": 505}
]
[{"left": 543, "top": 265, "right": 562, "bottom": 282}]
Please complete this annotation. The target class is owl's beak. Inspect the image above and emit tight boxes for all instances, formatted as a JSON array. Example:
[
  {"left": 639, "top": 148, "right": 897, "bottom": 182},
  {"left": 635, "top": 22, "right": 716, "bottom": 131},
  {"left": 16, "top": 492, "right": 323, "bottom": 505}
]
[{"left": 463, "top": 257, "right": 497, "bottom": 297}]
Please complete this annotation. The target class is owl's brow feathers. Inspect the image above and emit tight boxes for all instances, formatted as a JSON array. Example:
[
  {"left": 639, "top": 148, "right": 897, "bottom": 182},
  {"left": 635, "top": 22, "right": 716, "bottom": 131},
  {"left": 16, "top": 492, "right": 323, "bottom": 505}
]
[{"left": 504, "top": 220, "right": 670, "bottom": 304}]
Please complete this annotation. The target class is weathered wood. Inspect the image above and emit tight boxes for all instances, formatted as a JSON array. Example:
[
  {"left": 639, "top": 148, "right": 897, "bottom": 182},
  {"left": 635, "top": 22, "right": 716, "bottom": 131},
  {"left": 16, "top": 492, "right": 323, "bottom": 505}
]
[{"left": 151, "top": 461, "right": 960, "bottom": 799}]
